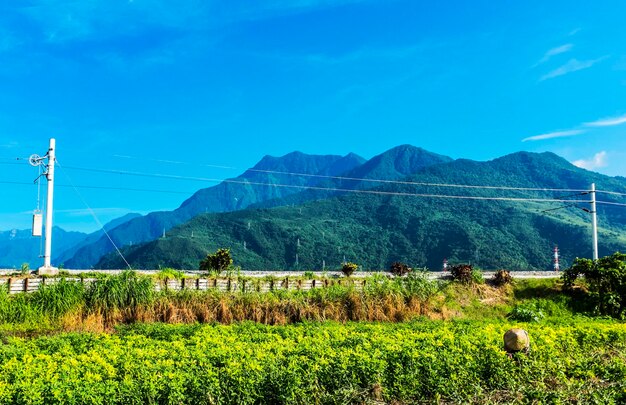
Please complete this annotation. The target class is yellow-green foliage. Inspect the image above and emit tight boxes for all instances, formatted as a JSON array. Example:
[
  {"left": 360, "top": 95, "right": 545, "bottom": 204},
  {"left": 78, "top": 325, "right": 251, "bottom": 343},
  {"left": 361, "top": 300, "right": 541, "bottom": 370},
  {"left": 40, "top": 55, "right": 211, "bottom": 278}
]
[{"left": 0, "top": 320, "right": 624, "bottom": 404}]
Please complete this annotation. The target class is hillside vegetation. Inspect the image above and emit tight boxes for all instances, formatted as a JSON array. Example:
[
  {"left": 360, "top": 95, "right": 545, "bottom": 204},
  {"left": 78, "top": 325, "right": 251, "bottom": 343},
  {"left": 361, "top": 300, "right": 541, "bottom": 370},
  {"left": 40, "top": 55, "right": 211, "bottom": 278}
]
[{"left": 97, "top": 151, "right": 626, "bottom": 270}]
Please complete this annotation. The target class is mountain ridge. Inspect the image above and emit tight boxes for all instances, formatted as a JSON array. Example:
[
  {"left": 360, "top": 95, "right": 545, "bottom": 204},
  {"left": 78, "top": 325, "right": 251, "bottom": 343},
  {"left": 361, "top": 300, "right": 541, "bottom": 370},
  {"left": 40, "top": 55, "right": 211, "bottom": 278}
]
[{"left": 96, "top": 150, "right": 626, "bottom": 271}]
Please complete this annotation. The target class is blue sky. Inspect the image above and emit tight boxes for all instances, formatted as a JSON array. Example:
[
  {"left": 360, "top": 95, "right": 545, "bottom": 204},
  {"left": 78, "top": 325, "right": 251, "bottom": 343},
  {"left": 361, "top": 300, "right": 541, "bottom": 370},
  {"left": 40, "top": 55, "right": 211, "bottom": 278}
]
[{"left": 1, "top": 0, "right": 625, "bottom": 233}]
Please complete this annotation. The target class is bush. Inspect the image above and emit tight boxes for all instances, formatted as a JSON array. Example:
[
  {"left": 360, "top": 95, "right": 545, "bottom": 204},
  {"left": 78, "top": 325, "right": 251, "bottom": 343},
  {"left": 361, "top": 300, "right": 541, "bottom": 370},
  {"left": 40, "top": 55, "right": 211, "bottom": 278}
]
[
  {"left": 450, "top": 264, "right": 473, "bottom": 283},
  {"left": 401, "top": 270, "right": 441, "bottom": 300},
  {"left": 341, "top": 262, "right": 358, "bottom": 277},
  {"left": 389, "top": 261, "right": 410, "bottom": 277},
  {"left": 508, "top": 304, "right": 544, "bottom": 322},
  {"left": 471, "top": 269, "right": 485, "bottom": 284},
  {"left": 493, "top": 269, "right": 513, "bottom": 286},
  {"left": 199, "top": 248, "right": 233, "bottom": 273},
  {"left": 156, "top": 268, "right": 184, "bottom": 280},
  {"left": 563, "top": 252, "right": 626, "bottom": 318}
]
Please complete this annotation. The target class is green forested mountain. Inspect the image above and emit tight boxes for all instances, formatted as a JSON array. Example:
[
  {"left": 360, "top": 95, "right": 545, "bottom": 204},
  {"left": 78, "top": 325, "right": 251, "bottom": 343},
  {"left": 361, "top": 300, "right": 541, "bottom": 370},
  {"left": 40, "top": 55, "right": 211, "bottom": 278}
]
[
  {"left": 63, "top": 151, "right": 366, "bottom": 268},
  {"left": 97, "top": 151, "right": 626, "bottom": 271},
  {"left": 252, "top": 144, "right": 453, "bottom": 209}
]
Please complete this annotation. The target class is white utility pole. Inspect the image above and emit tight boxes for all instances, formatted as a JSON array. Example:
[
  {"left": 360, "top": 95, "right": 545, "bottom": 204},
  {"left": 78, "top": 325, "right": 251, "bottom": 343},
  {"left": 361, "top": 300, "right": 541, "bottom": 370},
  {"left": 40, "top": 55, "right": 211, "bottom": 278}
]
[
  {"left": 29, "top": 138, "right": 58, "bottom": 275},
  {"left": 590, "top": 183, "right": 599, "bottom": 261}
]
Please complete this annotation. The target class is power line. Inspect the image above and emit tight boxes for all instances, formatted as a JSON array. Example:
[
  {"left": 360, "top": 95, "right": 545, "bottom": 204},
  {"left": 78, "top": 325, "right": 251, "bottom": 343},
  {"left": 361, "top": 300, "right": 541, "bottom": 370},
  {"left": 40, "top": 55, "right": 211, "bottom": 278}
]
[
  {"left": 597, "top": 190, "right": 626, "bottom": 197},
  {"left": 0, "top": 180, "right": 195, "bottom": 195},
  {"left": 112, "top": 155, "right": 590, "bottom": 193},
  {"left": 55, "top": 159, "right": 132, "bottom": 270},
  {"left": 596, "top": 201, "right": 626, "bottom": 208},
  {"left": 62, "top": 164, "right": 595, "bottom": 201}
]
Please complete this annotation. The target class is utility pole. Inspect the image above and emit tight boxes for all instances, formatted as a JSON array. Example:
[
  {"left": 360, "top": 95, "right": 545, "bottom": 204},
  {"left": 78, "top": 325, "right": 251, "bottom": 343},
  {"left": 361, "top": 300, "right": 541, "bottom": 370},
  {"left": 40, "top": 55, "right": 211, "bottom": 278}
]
[
  {"left": 590, "top": 183, "right": 599, "bottom": 261},
  {"left": 29, "top": 138, "right": 58, "bottom": 275}
]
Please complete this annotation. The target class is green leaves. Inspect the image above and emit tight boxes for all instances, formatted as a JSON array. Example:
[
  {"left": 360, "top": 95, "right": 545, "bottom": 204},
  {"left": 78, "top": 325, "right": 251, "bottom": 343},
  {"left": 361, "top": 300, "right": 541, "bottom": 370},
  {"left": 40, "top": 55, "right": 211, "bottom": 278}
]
[
  {"left": 199, "top": 248, "right": 234, "bottom": 274},
  {"left": 563, "top": 252, "right": 626, "bottom": 318},
  {"left": 0, "top": 321, "right": 625, "bottom": 403}
]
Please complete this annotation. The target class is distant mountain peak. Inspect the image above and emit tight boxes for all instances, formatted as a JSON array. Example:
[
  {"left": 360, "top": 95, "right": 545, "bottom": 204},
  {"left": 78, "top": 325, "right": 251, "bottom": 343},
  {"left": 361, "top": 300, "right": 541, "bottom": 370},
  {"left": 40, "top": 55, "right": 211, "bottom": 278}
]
[{"left": 493, "top": 150, "right": 577, "bottom": 169}]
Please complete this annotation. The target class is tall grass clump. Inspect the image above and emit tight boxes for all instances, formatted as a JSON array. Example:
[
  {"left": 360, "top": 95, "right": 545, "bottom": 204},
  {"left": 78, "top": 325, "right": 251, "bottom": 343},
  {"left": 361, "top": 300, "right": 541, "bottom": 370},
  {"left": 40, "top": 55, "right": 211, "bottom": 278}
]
[
  {"left": 85, "top": 270, "right": 154, "bottom": 313},
  {"left": 402, "top": 270, "right": 442, "bottom": 300},
  {"left": 30, "top": 279, "right": 85, "bottom": 318}
]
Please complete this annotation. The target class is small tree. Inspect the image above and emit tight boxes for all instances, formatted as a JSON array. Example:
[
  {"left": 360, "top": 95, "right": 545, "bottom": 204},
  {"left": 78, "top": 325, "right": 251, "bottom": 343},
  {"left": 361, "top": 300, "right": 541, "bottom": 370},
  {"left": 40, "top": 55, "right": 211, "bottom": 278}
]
[
  {"left": 389, "top": 261, "right": 410, "bottom": 277},
  {"left": 200, "top": 248, "right": 233, "bottom": 273},
  {"left": 563, "top": 252, "right": 626, "bottom": 318},
  {"left": 341, "top": 262, "right": 358, "bottom": 277}
]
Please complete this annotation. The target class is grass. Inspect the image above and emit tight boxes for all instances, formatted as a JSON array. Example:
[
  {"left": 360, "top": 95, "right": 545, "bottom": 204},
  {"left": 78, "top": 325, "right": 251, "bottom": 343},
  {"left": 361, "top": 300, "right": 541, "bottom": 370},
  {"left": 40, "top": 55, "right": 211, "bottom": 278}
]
[
  {"left": 0, "top": 271, "right": 580, "bottom": 335},
  {"left": 0, "top": 272, "right": 621, "bottom": 403}
]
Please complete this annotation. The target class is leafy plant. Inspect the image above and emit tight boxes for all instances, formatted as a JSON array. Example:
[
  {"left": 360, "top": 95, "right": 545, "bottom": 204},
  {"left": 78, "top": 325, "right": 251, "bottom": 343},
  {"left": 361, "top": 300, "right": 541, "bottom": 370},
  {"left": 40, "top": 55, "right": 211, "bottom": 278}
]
[
  {"left": 401, "top": 269, "right": 441, "bottom": 300},
  {"left": 199, "top": 248, "right": 233, "bottom": 273},
  {"left": 341, "top": 262, "right": 358, "bottom": 277},
  {"left": 389, "top": 261, "right": 410, "bottom": 277},
  {"left": 20, "top": 263, "right": 29, "bottom": 275},
  {"left": 563, "top": 252, "right": 626, "bottom": 318},
  {"left": 508, "top": 304, "right": 544, "bottom": 322},
  {"left": 471, "top": 268, "right": 485, "bottom": 284},
  {"left": 156, "top": 268, "right": 184, "bottom": 280}
]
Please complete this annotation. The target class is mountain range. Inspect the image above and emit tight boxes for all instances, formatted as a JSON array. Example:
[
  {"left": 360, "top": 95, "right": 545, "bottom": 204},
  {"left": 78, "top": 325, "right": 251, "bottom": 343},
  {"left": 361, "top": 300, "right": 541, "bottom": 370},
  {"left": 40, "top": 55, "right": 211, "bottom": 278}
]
[
  {"left": 96, "top": 149, "right": 626, "bottom": 271},
  {"left": 3, "top": 145, "right": 626, "bottom": 271}
]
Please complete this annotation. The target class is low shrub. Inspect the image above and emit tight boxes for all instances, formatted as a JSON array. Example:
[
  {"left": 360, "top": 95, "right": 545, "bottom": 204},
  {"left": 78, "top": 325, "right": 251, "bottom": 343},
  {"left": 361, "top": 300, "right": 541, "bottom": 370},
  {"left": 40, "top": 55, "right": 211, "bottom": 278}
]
[
  {"left": 563, "top": 252, "right": 626, "bottom": 318},
  {"left": 450, "top": 264, "right": 473, "bottom": 283},
  {"left": 471, "top": 268, "right": 485, "bottom": 284},
  {"left": 493, "top": 269, "right": 512, "bottom": 286},
  {"left": 155, "top": 268, "right": 184, "bottom": 280},
  {"left": 341, "top": 262, "right": 358, "bottom": 277},
  {"left": 508, "top": 304, "right": 544, "bottom": 322},
  {"left": 199, "top": 248, "right": 233, "bottom": 273},
  {"left": 389, "top": 261, "right": 410, "bottom": 277}
]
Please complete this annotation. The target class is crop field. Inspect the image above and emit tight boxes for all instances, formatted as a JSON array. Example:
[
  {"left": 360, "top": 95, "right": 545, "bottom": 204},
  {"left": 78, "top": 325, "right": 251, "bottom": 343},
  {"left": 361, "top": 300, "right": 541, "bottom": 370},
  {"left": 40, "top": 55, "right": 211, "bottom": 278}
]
[
  {"left": 0, "top": 320, "right": 625, "bottom": 404},
  {"left": 0, "top": 268, "right": 624, "bottom": 404}
]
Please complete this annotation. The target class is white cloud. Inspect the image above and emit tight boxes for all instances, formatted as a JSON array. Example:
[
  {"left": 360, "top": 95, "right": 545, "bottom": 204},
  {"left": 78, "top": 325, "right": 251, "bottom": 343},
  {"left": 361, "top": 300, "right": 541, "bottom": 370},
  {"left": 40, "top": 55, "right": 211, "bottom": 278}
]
[
  {"left": 522, "top": 129, "right": 585, "bottom": 142},
  {"left": 573, "top": 151, "right": 608, "bottom": 170},
  {"left": 535, "top": 43, "right": 573, "bottom": 66},
  {"left": 583, "top": 113, "right": 626, "bottom": 127},
  {"left": 540, "top": 57, "right": 607, "bottom": 81}
]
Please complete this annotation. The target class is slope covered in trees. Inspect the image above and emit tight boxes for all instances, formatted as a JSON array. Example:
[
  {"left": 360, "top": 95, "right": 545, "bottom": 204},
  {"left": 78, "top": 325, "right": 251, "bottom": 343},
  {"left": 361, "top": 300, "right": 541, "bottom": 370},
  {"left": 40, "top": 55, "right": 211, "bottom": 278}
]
[{"left": 97, "top": 151, "right": 626, "bottom": 270}]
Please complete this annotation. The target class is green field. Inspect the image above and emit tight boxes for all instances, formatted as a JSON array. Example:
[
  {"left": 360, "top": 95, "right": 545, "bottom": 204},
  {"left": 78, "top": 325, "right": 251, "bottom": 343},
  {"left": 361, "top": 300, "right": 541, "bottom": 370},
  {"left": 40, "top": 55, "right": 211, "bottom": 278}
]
[
  {"left": 0, "top": 320, "right": 625, "bottom": 404},
  {"left": 0, "top": 272, "right": 624, "bottom": 404}
]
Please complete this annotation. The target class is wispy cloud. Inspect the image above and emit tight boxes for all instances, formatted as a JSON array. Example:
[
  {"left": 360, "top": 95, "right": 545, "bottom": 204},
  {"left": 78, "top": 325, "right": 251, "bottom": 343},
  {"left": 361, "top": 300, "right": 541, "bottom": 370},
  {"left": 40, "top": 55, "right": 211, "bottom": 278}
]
[
  {"left": 535, "top": 43, "right": 573, "bottom": 66},
  {"left": 0, "top": 141, "right": 18, "bottom": 149},
  {"left": 522, "top": 129, "right": 585, "bottom": 142},
  {"left": 583, "top": 113, "right": 626, "bottom": 127},
  {"left": 540, "top": 57, "right": 608, "bottom": 81},
  {"left": 573, "top": 151, "right": 608, "bottom": 170},
  {"left": 54, "top": 207, "right": 134, "bottom": 218}
]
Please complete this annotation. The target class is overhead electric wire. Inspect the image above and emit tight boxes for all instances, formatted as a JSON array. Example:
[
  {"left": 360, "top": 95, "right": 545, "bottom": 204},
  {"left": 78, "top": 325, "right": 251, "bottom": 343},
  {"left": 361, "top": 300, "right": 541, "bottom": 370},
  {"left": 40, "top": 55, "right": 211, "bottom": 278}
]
[
  {"left": 0, "top": 180, "right": 195, "bottom": 195},
  {"left": 55, "top": 159, "right": 133, "bottom": 270},
  {"left": 595, "top": 201, "right": 626, "bottom": 207},
  {"left": 596, "top": 190, "right": 626, "bottom": 197},
  {"left": 111, "top": 155, "right": 590, "bottom": 193},
  {"left": 56, "top": 164, "right": 595, "bottom": 204},
  {"left": 63, "top": 163, "right": 592, "bottom": 194}
]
